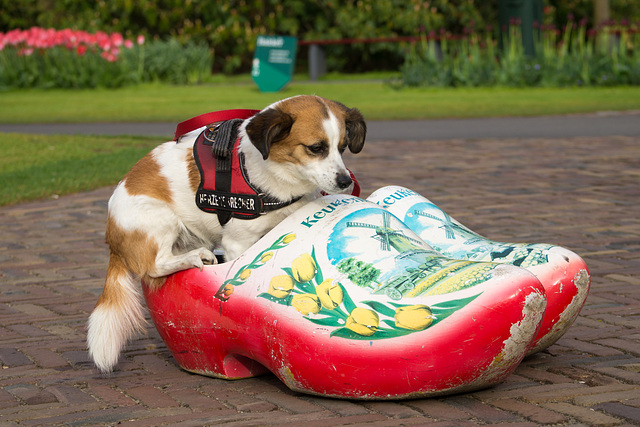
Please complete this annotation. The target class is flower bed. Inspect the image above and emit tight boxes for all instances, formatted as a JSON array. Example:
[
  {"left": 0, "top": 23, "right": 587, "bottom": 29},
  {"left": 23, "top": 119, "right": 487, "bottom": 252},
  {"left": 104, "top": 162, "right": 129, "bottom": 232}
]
[{"left": 0, "top": 27, "right": 211, "bottom": 89}]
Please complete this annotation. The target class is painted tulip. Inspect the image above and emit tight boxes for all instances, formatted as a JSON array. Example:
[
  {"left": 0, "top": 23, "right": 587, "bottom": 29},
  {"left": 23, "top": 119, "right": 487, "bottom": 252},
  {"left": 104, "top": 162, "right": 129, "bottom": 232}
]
[
  {"left": 260, "top": 251, "right": 273, "bottom": 263},
  {"left": 221, "top": 284, "right": 234, "bottom": 298},
  {"left": 394, "top": 305, "right": 433, "bottom": 331},
  {"left": 239, "top": 269, "right": 252, "bottom": 280},
  {"left": 268, "top": 275, "right": 294, "bottom": 299},
  {"left": 291, "top": 294, "right": 321, "bottom": 315},
  {"left": 316, "top": 279, "right": 344, "bottom": 310},
  {"left": 291, "top": 253, "right": 316, "bottom": 283},
  {"left": 282, "top": 233, "right": 296, "bottom": 244},
  {"left": 346, "top": 308, "right": 379, "bottom": 336}
]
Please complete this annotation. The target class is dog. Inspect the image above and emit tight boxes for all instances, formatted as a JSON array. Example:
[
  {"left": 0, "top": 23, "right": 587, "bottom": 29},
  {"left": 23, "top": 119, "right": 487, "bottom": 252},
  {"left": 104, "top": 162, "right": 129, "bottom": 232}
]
[{"left": 87, "top": 95, "right": 367, "bottom": 373}]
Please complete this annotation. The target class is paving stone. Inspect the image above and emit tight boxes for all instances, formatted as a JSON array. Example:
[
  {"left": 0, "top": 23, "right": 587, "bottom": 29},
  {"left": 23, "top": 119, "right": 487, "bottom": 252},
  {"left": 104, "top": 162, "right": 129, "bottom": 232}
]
[
  {"left": 595, "top": 338, "right": 640, "bottom": 356},
  {"left": 360, "top": 401, "right": 423, "bottom": 419},
  {"left": 45, "top": 384, "right": 97, "bottom": 405},
  {"left": 290, "top": 414, "right": 391, "bottom": 426},
  {"left": 0, "top": 388, "right": 20, "bottom": 410},
  {"left": 165, "top": 385, "right": 229, "bottom": 412},
  {"left": 4, "top": 383, "right": 58, "bottom": 405},
  {"left": 541, "top": 402, "right": 624, "bottom": 426},
  {"left": 490, "top": 398, "right": 567, "bottom": 424},
  {"left": 1, "top": 131, "right": 640, "bottom": 425},
  {"left": 87, "top": 384, "right": 138, "bottom": 407},
  {"left": 133, "top": 354, "right": 181, "bottom": 374},
  {"left": 6, "top": 324, "right": 52, "bottom": 338},
  {"left": 516, "top": 366, "right": 577, "bottom": 384},
  {"left": 405, "top": 399, "right": 473, "bottom": 420},
  {"left": 256, "top": 391, "right": 325, "bottom": 414},
  {"left": 305, "top": 396, "right": 371, "bottom": 416},
  {"left": 594, "top": 402, "right": 640, "bottom": 424},
  {"left": 447, "top": 396, "right": 520, "bottom": 423},
  {"left": 558, "top": 338, "right": 626, "bottom": 357},
  {"left": 573, "top": 388, "right": 640, "bottom": 406},
  {"left": 590, "top": 366, "right": 640, "bottom": 385},
  {"left": 126, "top": 385, "right": 182, "bottom": 408},
  {"left": 10, "top": 303, "right": 58, "bottom": 318},
  {"left": 19, "top": 347, "right": 70, "bottom": 369},
  {"left": 0, "top": 348, "right": 33, "bottom": 367}
]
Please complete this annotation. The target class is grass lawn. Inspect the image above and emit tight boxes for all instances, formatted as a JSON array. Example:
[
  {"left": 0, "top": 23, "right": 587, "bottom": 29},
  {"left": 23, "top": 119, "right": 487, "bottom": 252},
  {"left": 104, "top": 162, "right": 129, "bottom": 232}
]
[
  {"left": 0, "top": 133, "right": 164, "bottom": 206},
  {"left": 1, "top": 78, "right": 640, "bottom": 123}
]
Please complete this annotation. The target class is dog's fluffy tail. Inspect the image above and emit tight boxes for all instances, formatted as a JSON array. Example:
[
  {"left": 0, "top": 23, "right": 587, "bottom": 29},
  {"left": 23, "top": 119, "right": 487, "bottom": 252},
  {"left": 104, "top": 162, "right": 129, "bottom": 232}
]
[{"left": 87, "top": 253, "right": 146, "bottom": 373}]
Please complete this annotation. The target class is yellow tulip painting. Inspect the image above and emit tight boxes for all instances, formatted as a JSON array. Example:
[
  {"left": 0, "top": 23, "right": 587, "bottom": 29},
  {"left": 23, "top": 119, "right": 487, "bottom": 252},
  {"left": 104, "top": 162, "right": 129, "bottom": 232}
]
[
  {"left": 345, "top": 307, "right": 379, "bottom": 336},
  {"left": 316, "top": 279, "right": 344, "bottom": 310},
  {"left": 394, "top": 305, "right": 433, "bottom": 330},
  {"left": 214, "top": 231, "right": 297, "bottom": 301},
  {"left": 291, "top": 253, "right": 317, "bottom": 283},
  {"left": 268, "top": 275, "right": 295, "bottom": 299}
]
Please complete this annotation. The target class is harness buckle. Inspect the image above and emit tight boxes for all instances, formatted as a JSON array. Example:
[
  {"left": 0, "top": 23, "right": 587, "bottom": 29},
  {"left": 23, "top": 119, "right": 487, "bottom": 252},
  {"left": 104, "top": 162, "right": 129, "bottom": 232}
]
[{"left": 203, "top": 123, "right": 221, "bottom": 145}]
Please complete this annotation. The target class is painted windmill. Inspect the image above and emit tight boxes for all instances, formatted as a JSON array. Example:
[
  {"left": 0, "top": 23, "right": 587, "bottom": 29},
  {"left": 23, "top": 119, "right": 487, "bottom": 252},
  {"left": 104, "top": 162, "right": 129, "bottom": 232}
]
[
  {"left": 346, "top": 211, "right": 424, "bottom": 253},
  {"left": 412, "top": 207, "right": 481, "bottom": 242},
  {"left": 347, "top": 211, "right": 442, "bottom": 300}
]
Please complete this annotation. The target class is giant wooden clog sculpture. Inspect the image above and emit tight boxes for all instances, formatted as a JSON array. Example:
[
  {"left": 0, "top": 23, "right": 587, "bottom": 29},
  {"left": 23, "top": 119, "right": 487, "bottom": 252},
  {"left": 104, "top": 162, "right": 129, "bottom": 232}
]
[
  {"left": 144, "top": 194, "right": 548, "bottom": 399},
  {"left": 367, "top": 186, "right": 590, "bottom": 355}
]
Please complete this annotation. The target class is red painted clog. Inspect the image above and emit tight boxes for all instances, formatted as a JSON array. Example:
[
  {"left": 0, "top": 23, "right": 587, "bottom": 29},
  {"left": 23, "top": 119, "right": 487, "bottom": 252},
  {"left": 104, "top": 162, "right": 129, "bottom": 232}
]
[
  {"left": 144, "top": 195, "right": 547, "bottom": 399},
  {"left": 367, "top": 186, "right": 590, "bottom": 355}
]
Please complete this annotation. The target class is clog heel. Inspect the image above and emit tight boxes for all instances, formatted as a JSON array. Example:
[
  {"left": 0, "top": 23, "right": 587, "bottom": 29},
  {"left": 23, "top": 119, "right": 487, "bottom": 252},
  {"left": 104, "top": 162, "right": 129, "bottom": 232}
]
[
  {"left": 144, "top": 194, "right": 547, "bottom": 399},
  {"left": 367, "top": 186, "right": 590, "bottom": 355}
]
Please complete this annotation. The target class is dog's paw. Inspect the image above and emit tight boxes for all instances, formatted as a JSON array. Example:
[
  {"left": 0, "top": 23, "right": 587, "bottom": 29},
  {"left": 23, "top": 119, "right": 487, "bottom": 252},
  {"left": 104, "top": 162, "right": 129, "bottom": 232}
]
[{"left": 197, "top": 248, "right": 217, "bottom": 268}]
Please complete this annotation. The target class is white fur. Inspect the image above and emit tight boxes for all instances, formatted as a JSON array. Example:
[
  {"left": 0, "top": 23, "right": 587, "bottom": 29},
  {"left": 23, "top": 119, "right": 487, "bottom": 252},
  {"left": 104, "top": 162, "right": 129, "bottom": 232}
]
[
  {"left": 306, "top": 110, "right": 352, "bottom": 193},
  {"left": 87, "top": 271, "right": 145, "bottom": 373}
]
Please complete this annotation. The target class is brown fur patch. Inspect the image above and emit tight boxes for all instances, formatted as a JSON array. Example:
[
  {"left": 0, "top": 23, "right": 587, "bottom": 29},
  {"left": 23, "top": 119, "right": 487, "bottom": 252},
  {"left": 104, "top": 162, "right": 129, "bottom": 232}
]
[
  {"left": 123, "top": 150, "right": 172, "bottom": 204},
  {"left": 186, "top": 150, "right": 200, "bottom": 194},
  {"left": 96, "top": 252, "right": 131, "bottom": 308},
  {"left": 267, "top": 96, "right": 348, "bottom": 165},
  {"left": 105, "top": 216, "right": 162, "bottom": 287}
]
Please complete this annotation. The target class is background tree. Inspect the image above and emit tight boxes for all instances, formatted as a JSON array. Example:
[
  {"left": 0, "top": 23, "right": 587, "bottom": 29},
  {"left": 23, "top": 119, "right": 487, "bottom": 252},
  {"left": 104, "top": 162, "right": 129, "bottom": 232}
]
[{"left": 337, "top": 258, "right": 381, "bottom": 289}]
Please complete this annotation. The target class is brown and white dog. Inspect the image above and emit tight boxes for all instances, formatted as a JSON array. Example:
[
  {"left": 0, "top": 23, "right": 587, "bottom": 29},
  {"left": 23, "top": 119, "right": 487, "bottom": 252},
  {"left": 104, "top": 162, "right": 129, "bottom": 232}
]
[{"left": 87, "top": 95, "right": 366, "bottom": 373}]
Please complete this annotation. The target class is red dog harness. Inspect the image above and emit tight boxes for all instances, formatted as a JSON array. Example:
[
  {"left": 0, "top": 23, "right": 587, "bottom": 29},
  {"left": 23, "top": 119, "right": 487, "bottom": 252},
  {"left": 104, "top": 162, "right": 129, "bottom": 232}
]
[{"left": 175, "top": 109, "right": 360, "bottom": 226}]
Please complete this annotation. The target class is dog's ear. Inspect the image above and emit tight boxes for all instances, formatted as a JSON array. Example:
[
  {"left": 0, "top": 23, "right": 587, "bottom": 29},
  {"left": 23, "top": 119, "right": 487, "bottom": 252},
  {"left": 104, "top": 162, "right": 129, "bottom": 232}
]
[
  {"left": 245, "top": 108, "right": 294, "bottom": 160},
  {"left": 345, "top": 108, "right": 366, "bottom": 154}
]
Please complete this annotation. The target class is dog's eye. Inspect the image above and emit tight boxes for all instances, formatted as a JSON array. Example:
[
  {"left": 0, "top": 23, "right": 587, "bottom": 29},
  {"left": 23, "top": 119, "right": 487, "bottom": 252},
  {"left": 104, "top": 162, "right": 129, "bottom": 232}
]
[{"left": 306, "top": 143, "right": 326, "bottom": 155}]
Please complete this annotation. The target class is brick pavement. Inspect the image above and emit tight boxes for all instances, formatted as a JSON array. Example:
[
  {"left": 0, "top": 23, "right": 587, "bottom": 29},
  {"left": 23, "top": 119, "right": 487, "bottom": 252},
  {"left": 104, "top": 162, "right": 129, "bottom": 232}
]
[{"left": 1, "top": 134, "right": 639, "bottom": 426}]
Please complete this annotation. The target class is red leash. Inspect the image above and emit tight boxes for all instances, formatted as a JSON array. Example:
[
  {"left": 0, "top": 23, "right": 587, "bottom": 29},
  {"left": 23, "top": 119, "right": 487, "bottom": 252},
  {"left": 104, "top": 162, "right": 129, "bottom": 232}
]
[{"left": 174, "top": 109, "right": 260, "bottom": 140}]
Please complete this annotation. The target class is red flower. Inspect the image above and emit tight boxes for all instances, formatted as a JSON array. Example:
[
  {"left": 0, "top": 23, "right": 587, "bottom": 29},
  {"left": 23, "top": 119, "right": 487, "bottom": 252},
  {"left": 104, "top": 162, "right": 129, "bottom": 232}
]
[
  {"left": 101, "top": 51, "right": 117, "bottom": 62},
  {"left": 0, "top": 27, "right": 136, "bottom": 61}
]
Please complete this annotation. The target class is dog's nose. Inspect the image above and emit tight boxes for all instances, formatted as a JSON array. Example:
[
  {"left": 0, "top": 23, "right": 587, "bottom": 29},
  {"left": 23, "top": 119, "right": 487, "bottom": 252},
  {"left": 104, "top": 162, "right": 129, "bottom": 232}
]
[{"left": 336, "top": 173, "right": 353, "bottom": 190}]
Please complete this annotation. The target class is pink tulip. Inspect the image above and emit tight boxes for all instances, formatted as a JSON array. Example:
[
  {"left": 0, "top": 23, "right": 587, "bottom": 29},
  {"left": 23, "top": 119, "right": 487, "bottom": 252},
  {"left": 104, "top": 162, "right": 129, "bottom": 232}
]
[
  {"left": 101, "top": 51, "right": 117, "bottom": 62},
  {"left": 111, "top": 32, "right": 123, "bottom": 47}
]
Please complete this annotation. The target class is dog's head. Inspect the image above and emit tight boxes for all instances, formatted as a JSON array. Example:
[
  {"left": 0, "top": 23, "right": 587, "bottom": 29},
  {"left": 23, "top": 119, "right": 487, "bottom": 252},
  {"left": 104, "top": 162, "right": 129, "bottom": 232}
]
[{"left": 243, "top": 95, "right": 366, "bottom": 195}]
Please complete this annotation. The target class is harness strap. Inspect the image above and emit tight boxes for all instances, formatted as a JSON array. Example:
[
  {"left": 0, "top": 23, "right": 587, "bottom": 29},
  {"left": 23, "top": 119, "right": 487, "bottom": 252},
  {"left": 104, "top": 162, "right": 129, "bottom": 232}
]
[
  {"left": 174, "top": 109, "right": 260, "bottom": 140},
  {"left": 212, "top": 119, "right": 243, "bottom": 225}
]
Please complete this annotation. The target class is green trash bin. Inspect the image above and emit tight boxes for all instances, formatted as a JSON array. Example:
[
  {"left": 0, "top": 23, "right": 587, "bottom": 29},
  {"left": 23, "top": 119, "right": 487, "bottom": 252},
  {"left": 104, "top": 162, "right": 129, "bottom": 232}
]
[{"left": 499, "top": 0, "right": 543, "bottom": 56}]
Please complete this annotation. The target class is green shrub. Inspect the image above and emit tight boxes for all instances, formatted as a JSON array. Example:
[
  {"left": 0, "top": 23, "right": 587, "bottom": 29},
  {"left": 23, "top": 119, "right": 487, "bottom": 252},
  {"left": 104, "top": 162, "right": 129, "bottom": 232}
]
[
  {"left": 399, "top": 20, "right": 640, "bottom": 88},
  {"left": 0, "top": 0, "right": 494, "bottom": 74}
]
